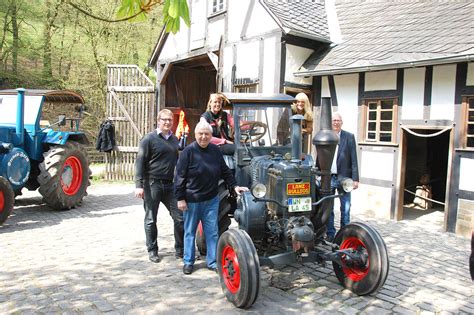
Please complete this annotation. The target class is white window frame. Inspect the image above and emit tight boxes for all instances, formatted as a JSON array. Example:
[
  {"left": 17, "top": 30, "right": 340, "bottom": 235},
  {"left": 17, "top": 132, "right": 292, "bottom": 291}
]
[{"left": 209, "top": 0, "right": 225, "bottom": 16}]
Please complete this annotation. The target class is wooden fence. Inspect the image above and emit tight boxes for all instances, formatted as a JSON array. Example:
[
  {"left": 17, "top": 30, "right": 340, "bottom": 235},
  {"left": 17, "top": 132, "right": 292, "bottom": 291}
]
[{"left": 105, "top": 65, "right": 156, "bottom": 181}]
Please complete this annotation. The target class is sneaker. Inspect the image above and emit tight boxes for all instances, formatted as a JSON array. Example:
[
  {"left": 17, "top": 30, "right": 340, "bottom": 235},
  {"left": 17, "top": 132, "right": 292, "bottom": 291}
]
[
  {"left": 148, "top": 251, "right": 160, "bottom": 263},
  {"left": 183, "top": 264, "right": 193, "bottom": 275}
]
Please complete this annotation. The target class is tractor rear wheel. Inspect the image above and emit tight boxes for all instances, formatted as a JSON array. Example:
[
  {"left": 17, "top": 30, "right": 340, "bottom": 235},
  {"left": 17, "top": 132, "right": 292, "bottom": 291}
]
[
  {"left": 217, "top": 229, "right": 260, "bottom": 309},
  {"left": 38, "top": 141, "right": 91, "bottom": 210},
  {"left": 196, "top": 215, "right": 232, "bottom": 256},
  {"left": 196, "top": 180, "right": 234, "bottom": 256},
  {"left": 0, "top": 176, "right": 14, "bottom": 224},
  {"left": 332, "top": 222, "right": 389, "bottom": 296}
]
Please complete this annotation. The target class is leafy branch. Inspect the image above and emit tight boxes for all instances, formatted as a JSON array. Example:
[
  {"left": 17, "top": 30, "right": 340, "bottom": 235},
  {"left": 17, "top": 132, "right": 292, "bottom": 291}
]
[{"left": 66, "top": 0, "right": 190, "bottom": 34}]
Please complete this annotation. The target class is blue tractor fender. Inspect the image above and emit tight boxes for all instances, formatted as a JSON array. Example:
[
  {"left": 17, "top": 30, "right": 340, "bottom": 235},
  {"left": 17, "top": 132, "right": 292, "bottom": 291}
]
[
  {"left": 0, "top": 146, "right": 31, "bottom": 191},
  {"left": 41, "top": 130, "right": 89, "bottom": 146}
]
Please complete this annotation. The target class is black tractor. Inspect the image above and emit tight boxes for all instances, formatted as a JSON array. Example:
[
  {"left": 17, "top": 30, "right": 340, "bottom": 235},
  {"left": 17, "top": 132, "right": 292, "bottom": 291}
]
[{"left": 203, "top": 93, "right": 389, "bottom": 308}]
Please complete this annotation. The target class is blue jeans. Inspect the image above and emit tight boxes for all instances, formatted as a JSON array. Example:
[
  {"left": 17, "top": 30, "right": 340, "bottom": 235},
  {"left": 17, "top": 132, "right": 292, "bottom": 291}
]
[
  {"left": 326, "top": 176, "right": 351, "bottom": 238},
  {"left": 183, "top": 196, "right": 219, "bottom": 268}
]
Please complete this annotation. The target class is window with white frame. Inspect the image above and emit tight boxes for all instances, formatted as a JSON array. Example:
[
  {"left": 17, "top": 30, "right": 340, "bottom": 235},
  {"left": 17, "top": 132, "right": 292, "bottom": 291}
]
[
  {"left": 363, "top": 98, "right": 398, "bottom": 143},
  {"left": 463, "top": 96, "right": 474, "bottom": 148},
  {"left": 210, "top": 0, "right": 225, "bottom": 14}
]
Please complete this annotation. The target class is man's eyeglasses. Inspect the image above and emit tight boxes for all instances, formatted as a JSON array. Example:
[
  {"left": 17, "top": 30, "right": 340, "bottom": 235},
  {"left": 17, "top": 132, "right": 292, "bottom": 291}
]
[
  {"left": 332, "top": 119, "right": 342, "bottom": 122},
  {"left": 160, "top": 118, "right": 173, "bottom": 122}
]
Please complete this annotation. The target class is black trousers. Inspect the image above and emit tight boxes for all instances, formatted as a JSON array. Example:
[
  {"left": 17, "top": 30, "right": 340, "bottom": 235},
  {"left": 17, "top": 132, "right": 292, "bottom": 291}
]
[{"left": 143, "top": 179, "right": 184, "bottom": 254}]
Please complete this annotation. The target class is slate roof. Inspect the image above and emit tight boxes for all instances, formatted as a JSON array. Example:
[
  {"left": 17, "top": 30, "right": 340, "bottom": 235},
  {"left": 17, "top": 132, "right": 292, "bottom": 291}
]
[
  {"left": 298, "top": 0, "right": 474, "bottom": 75},
  {"left": 260, "top": 0, "right": 330, "bottom": 42}
]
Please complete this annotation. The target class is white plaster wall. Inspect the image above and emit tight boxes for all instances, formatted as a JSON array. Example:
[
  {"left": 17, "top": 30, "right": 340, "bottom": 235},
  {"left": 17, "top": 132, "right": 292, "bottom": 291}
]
[
  {"left": 353, "top": 184, "right": 392, "bottom": 220},
  {"left": 466, "top": 62, "right": 474, "bottom": 86},
  {"left": 459, "top": 157, "right": 474, "bottom": 192},
  {"left": 402, "top": 67, "right": 425, "bottom": 120},
  {"left": 159, "top": 25, "right": 190, "bottom": 60},
  {"left": 227, "top": 0, "right": 278, "bottom": 43},
  {"left": 262, "top": 36, "right": 279, "bottom": 94},
  {"left": 189, "top": 0, "right": 207, "bottom": 50},
  {"left": 321, "top": 76, "right": 330, "bottom": 98},
  {"left": 221, "top": 45, "right": 234, "bottom": 92},
  {"left": 365, "top": 70, "right": 397, "bottom": 91},
  {"left": 285, "top": 45, "right": 313, "bottom": 85},
  {"left": 235, "top": 41, "right": 260, "bottom": 79},
  {"left": 207, "top": 17, "right": 225, "bottom": 47},
  {"left": 431, "top": 64, "right": 456, "bottom": 120},
  {"left": 334, "top": 74, "right": 359, "bottom": 136},
  {"left": 360, "top": 150, "right": 394, "bottom": 181}
]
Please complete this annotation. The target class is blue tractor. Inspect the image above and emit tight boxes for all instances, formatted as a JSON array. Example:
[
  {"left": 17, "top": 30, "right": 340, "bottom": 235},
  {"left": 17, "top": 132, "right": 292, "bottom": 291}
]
[{"left": 0, "top": 88, "right": 91, "bottom": 224}]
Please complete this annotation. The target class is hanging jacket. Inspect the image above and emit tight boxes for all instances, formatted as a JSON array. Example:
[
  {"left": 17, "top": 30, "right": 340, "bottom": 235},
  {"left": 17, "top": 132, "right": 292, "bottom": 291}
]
[{"left": 96, "top": 120, "right": 116, "bottom": 152}]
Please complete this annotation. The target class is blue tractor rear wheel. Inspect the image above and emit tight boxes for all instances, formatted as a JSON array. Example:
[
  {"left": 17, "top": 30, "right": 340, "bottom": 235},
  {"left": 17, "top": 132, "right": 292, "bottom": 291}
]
[
  {"left": 38, "top": 141, "right": 91, "bottom": 210},
  {"left": 0, "top": 176, "right": 14, "bottom": 224}
]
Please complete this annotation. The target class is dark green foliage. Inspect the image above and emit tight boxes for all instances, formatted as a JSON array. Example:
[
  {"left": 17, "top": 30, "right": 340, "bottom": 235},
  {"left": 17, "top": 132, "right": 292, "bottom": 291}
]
[{"left": 0, "top": 0, "right": 163, "bottom": 140}]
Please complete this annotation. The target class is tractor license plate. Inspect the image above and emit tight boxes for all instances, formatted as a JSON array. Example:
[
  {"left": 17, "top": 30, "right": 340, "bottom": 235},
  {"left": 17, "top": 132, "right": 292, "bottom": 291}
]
[{"left": 288, "top": 197, "right": 312, "bottom": 213}]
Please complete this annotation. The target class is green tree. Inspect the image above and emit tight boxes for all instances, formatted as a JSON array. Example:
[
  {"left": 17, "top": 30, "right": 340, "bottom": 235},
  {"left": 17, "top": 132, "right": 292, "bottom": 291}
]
[
  {"left": 116, "top": 0, "right": 190, "bottom": 33},
  {"left": 0, "top": 0, "right": 174, "bottom": 142}
]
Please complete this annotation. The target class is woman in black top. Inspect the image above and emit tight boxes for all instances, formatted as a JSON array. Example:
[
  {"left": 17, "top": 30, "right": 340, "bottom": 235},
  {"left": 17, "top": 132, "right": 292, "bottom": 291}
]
[{"left": 200, "top": 93, "right": 235, "bottom": 155}]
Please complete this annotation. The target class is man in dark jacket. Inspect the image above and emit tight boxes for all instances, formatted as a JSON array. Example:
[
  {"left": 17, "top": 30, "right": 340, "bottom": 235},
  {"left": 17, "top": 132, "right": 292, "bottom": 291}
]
[
  {"left": 135, "top": 109, "right": 184, "bottom": 262},
  {"left": 175, "top": 121, "right": 248, "bottom": 275},
  {"left": 326, "top": 112, "right": 359, "bottom": 242}
]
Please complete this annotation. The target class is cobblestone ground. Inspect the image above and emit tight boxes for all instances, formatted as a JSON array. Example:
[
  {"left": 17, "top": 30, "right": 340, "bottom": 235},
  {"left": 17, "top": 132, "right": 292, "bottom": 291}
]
[{"left": 0, "top": 182, "right": 472, "bottom": 314}]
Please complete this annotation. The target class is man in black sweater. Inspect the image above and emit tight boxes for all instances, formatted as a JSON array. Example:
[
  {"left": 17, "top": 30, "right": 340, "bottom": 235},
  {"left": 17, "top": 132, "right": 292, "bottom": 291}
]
[
  {"left": 135, "top": 109, "right": 184, "bottom": 263},
  {"left": 175, "top": 121, "right": 248, "bottom": 274}
]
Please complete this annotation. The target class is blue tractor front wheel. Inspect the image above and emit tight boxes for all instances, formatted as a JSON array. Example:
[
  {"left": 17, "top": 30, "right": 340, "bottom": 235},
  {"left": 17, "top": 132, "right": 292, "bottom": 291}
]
[{"left": 38, "top": 141, "right": 91, "bottom": 210}]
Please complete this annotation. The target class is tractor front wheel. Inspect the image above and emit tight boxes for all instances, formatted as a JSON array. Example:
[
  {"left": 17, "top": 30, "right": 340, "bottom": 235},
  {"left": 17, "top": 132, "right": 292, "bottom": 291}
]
[
  {"left": 0, "top": 176, "right": 14, "bottom": 224},
  {"left": 332, "top": 222, "right": 389, "bottom": 296},
  {"left": 38, "top": 141, "right": 91, "bottom": 210},
  {"left": 217, "top": 229, "right": 260, "bottom": 308}
]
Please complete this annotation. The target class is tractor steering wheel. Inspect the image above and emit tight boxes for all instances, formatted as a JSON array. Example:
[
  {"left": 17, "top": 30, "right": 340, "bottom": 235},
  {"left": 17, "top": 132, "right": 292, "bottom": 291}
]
[{"left": 240, "top": 121, "right": 268, "bottom": 143}]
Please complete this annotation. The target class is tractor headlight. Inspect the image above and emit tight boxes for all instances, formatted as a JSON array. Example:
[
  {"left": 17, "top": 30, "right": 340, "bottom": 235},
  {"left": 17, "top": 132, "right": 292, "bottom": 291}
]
[
  {"left": 251, "top": 183, "right": 267, "bottom": 198},
  {"left": 340, "top": 177, "right": 354, "bottom": 193}
]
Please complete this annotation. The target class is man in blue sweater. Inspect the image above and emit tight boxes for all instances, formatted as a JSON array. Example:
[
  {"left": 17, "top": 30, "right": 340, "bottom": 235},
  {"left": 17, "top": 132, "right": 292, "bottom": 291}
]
[
  {"left": 175, "top": 121, "right": 248, "bottom": 275},
  {"left": 135, "top": 109, "right": 184, "bottom": 263}
]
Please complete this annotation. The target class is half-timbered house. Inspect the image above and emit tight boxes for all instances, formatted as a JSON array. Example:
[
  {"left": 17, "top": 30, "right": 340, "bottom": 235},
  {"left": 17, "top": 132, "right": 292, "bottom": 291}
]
[{"left": 148, "top": 0, "right": 474, "bottom": 237}]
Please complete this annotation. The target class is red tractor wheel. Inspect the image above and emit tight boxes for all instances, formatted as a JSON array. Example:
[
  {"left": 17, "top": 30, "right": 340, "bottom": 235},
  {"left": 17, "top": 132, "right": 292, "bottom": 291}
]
[
  {"left": 196, "top": 216, "right": 232, "bottom": 256},
  {"left": 332, "top": 222, "right": 389, "bottom": 295},
  {"left": 38, "top": 141, "right": 91, "bottom": 210},
  {"left": 196, "top": 181, "right": 233, "bottom": 256},
  {"left": 196, "top": 221, "right": 206, "bottom": 256},
  {"left": 0, "top": 176, "right": 14, "bottom": 224},
  {"left": 217, "top": 229, "right": 260, "bottom": 308}
]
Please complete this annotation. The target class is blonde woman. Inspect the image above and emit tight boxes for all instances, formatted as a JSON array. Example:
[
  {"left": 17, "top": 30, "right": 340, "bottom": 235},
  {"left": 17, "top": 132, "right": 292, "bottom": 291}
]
[
  {"left": 291, "top": 92, "right": 313, "bottom": 135},
  {"left": 200, "top": 93, "right": 235, "bottom": 155},
  {"left": 291, "top": 92, "right": 313, "bottom": 153}
]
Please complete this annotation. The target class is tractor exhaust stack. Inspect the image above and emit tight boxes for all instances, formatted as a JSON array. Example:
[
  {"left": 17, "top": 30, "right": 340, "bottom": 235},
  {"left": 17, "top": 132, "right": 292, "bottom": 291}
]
[{"left": 15, "top": 88, "right": 25, "bottom": 146}]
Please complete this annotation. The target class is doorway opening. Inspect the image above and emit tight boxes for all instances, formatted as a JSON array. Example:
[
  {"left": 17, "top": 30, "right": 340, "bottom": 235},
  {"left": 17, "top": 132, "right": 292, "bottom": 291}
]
[{"left": 401, "top": 128, "right": 450, "bottom": 221}]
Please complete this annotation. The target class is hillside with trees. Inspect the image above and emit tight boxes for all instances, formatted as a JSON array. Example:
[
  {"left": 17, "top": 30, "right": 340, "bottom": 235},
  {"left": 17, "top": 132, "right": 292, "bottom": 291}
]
[{"left": 0, "top": 0, "right": 163, "bottom": 141}]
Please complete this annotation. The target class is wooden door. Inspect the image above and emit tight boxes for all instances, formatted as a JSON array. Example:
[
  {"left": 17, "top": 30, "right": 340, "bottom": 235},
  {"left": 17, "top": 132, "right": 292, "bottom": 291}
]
[{"left": 106, "top": 65, "right": 156, "bottom": 181}]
